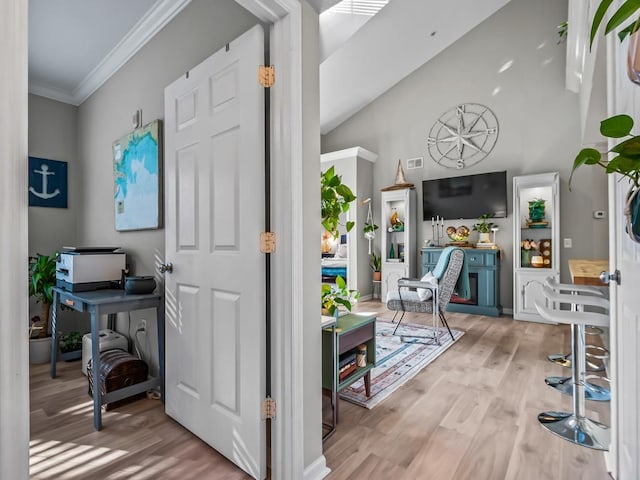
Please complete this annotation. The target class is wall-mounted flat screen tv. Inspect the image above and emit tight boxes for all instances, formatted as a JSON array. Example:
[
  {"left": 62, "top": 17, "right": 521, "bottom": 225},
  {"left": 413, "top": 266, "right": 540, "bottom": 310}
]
[{"left": 422, "top": 171, "right": 508, "bottom": 220}]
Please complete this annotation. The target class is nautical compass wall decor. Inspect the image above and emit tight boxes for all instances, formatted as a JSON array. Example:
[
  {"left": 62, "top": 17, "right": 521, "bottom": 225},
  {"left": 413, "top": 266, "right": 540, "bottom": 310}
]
[{"left": 427, "top": 103, "right": 499, "bottom": 169}]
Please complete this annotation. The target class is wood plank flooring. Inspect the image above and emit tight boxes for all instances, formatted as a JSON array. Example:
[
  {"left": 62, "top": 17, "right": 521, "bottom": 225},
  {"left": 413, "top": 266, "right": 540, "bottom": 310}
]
[
  {"left": 323, "top": 301, "right": 611, "bottom": 480},
  {"left": 30, "top": 301, "right": 611, "bottom": 479},
  {"left": 30, "top": 361, "right": 250, "bottom": 479}
]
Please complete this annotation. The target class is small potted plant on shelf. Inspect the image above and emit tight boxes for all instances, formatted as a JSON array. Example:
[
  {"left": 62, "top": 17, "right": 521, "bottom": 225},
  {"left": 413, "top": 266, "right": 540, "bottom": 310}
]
[
  {"left": 370, "top": 252, "right": 382, "bottom": 281},
  {"left": 321, "top": 275, "right": 359, "bottom": 317},
  {"left": 59, "top": 331, "right": 83, "bottom": 361},
  {"left": 473, "top": 214, "right": 495, "bottom": 244}
]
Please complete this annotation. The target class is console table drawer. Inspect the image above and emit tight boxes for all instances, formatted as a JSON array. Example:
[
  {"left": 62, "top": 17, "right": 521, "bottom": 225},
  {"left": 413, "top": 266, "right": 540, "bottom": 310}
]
[
  {"left": 466, "top": 254, "right": 485, "bottom": 266},
  {"left": 340, "top": 322, "right": 374, "bottom": 353},
  {"left": 58, "top": 292, "right": 86, "bottom": 312}
]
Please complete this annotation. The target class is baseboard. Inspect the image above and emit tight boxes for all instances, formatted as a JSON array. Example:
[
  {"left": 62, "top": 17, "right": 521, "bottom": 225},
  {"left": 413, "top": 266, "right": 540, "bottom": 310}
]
[
  {"left": 359, "top": 294, "right": 372, "bottom": 301},
  {"left": 303, "top": 455, "right": 330, "bottom": 480},
  {"left": 502, "top": 307, "right": 513, "bottom": 315}
]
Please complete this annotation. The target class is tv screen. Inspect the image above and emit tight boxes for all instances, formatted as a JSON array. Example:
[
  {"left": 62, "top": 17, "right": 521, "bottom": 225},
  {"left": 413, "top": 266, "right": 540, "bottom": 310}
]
[{"left": 422, "top": 171, "right": 507, "bottom": 220}]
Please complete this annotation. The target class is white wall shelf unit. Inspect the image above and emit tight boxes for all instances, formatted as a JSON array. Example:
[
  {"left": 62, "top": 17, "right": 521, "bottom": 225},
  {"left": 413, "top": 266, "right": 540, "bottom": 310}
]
[
  {"left": 380, "top": 188, "right": 416, "bottom": 299},
  {"left": 513, "top": 172, "right": 560, "bottom": 323}
]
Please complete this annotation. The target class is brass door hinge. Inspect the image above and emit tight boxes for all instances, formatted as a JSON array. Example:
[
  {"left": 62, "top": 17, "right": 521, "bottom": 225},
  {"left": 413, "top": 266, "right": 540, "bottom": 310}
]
[
  {"left": 258, "top": 65, "right": 275, "bottom": 88},
  {"left": 260, "top": 232, "right": 276, "bottom": 253},
  {"left": 262, "top": 397, "right": 276, "bottom": 419}
]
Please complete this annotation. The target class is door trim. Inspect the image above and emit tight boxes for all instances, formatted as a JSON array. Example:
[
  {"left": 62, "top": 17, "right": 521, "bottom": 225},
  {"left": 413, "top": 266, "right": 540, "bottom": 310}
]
[{"left": 236, "top": 1, "right": 320, "bottom": 479}]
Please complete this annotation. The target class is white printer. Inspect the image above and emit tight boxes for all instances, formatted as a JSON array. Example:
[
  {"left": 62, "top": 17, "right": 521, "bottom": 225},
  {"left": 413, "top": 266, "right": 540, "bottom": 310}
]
[{"left": 56, "top": 247, "right": 126, "bottom": 291}]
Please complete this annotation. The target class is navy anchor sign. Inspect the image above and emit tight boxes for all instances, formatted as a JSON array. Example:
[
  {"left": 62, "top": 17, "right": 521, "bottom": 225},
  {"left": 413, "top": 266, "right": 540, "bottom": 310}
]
[{"left": 28, "top": 157, "right": 68, "bottom": 208}]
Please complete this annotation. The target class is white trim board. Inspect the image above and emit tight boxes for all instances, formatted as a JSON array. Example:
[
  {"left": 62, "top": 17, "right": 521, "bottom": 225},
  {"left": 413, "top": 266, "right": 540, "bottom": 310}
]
[
  {"left": 320, "top": 146, "right": 378, "bottom": 164},
  {"left": 303, "top": 455, "right": 331, "bottom": 480}
]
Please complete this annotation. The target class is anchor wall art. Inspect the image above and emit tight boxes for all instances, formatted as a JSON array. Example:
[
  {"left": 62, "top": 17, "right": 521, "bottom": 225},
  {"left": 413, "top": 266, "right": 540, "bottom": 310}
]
[{"left": 28, "top": 157, "right": 68, "bottom": 208}]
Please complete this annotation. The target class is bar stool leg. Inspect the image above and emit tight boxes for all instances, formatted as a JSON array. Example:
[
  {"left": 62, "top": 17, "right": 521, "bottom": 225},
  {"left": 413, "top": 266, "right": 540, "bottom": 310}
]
[{"left": 538, "top": 324, "right": 610, "bottom": 450}]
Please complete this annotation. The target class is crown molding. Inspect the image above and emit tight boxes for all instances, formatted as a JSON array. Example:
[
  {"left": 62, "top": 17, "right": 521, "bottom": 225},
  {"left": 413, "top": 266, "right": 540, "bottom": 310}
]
[
  {"left": 29, "top": 0, "right": 193, "bottom": 106},
  {"left": 29, "top": 81, "right": 79, "bottom": 105}
]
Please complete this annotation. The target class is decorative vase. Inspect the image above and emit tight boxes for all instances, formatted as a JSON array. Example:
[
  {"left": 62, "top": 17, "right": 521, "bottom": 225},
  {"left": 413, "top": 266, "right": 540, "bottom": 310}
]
[
  {"left": 521, "top": 250, "right": 532, "bottom": 267},
  {"left": 528, "top": 199, "right": 546, "bottom": 223},
  {"left": 625, "top": 187, "right": 640, "bottom": 243},
  {"left": 628, "top": 29, "right": 640, "bottom": 85}
]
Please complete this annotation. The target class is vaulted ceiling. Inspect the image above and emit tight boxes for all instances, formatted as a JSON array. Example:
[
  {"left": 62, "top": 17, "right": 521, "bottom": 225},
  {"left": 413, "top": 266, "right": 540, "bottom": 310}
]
[{"left": 28, "top": 0, "right": 513, "bottom": 134}]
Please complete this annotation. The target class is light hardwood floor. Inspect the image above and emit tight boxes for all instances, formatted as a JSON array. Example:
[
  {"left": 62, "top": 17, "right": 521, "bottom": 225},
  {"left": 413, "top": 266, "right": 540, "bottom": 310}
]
[
  {"left": 323, "top": 300, "right": 611, "bottom": 480},
  {"left": 30, "top": 302, "right": 611, "bottom": 479},
  {"left": 30, "top": 361, "right": 250, "bottom": 479}
]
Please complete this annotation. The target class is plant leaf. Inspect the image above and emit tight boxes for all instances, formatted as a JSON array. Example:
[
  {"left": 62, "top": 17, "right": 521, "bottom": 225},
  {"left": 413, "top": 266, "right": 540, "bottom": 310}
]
[
  {"left": 335, "top": 275, "right": 346, "bottom": 289},
  {"left": 346, "top": 221, "right": 355, "bottom": 232},
  {"left": 569, "top": 148, "right": 602, "bottom": 191},
  {"left": 601, "top": 114, "right": 634, "bottom": 137},
  {"left": 605, "top": 0, "right": 640, "bottom": 37},
  {"left": 611, "top": 136, "right": 640, "bottom": 155},
  {"left": 617, "top": 18, "right": 640, "bottom": 41},
  {"left": 591, "top": 0, "right": 615, "bottom": 47}
]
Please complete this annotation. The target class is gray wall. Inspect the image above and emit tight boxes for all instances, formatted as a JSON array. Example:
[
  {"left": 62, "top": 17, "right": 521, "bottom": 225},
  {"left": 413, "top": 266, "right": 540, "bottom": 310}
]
[
  {"left": 28, "top": 94, "right": 85, "bottom": 330},
  {"left": 321, "top": 0, "right": 608, "bottom": 311},
  {"left": 76, "top": 0, "right": 258, "bottom": 372},
  {"left": 28, "top": 94, "right": 79, "bottom": 257}
]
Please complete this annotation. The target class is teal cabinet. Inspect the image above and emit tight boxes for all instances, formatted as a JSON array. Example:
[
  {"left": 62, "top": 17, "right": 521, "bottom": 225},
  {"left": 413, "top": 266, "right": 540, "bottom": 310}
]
[{"left": 421, "top": 247, "right": 502, "bottom": 317}]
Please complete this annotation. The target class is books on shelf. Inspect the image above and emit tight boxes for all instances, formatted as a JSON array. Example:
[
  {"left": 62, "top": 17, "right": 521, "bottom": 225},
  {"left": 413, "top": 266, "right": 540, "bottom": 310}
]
[{"left": 339, "top": 362, "right": 357, "bottom": 381}]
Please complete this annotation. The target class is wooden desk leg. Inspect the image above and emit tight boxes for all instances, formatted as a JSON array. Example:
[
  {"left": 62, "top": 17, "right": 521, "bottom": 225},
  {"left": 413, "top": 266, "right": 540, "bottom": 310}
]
[
  {"left": 364, "top": 371, "right": 371, "bottom": 397},
  {"left": 90, "top": 308, "right": 102, "bottom": 431}
]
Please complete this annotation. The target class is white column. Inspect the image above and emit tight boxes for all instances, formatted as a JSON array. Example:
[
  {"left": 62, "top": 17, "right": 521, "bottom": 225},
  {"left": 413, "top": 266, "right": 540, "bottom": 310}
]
[{"left": 0, "top": 0, "right": 30, "bottom": 479}]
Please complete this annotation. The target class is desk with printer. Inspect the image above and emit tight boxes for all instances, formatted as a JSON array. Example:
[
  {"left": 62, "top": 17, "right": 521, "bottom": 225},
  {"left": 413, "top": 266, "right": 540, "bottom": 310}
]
[{"left": 52, "top": 247, "right": 164, "bottom": 431}]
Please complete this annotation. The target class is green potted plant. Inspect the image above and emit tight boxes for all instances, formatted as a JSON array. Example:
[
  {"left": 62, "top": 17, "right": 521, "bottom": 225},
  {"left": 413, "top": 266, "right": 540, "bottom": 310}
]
[
  {"left": 321, "top": 275, "right": 359, "bottom": 317},
  {"left": 59, "top": 331, "right": 83, "bottom": 361},
  {"left": 571, "top": 114, "right": 640, "bottom": 242},
  {"left": 321, "top": 166, "right": 356, "bottom": 239},
  {"left": 370, "top": 252, "right": 382, "bottom": 281},
  {"left": 29, "top": 253, "right": 57, "bottom": 338},
  {"left": 473, "top": 214, "right": 495, "bottom": 244}
]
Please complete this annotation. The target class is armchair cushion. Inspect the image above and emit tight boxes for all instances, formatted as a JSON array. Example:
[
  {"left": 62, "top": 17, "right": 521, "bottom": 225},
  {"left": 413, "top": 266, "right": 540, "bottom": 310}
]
[{"left": 387, "top": 289, "right": 435, "bottom": 313}]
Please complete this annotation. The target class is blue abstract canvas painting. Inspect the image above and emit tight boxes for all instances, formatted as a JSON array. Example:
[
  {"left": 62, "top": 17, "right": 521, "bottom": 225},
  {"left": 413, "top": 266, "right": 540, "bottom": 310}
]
[
  {"left": 113, "top": 120, "right": 163, "bottom": 231},
  {"left": 28, "top": 157, "right": 68, "bottom": 208}
]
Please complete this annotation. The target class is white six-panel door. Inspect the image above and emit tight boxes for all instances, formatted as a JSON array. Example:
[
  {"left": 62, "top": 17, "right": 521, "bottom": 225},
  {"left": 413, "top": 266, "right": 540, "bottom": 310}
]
[{"left": 164, "top": 25, "right": 265, "bottom": 479}]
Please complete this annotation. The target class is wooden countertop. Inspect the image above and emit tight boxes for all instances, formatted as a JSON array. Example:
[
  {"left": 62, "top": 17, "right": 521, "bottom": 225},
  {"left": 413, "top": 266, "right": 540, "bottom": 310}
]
[{"left": 568, "top": 259, "right": 608, "bottom": 286}]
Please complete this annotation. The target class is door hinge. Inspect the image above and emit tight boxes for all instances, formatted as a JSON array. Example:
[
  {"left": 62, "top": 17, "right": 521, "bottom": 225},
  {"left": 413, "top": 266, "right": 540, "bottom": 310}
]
[
  {"left": 262, "top": 397, "right": 276, "bottom": 419},
  {"left": 260, "top": 232, "right": 276, "bottom": 253},
  {"left": 258, "top": 65, "right": 275, "bottom": 88}
]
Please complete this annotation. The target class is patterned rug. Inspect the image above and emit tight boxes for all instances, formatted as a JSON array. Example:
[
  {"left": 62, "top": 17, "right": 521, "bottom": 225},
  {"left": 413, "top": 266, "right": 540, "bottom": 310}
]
[{"left": 339, "top": 318, "right": 464, "bottom": 409}]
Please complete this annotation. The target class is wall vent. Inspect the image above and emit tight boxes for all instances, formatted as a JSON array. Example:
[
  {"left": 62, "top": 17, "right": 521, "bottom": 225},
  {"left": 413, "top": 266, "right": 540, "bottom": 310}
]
[{"left": 406, "top": 157, "right": 423, "bottom": 170}]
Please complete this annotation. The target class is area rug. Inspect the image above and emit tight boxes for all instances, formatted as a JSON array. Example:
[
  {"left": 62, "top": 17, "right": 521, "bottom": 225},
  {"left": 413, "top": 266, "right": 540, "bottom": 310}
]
[{"left": 339, "top": 318, "right": 464, "bottom": 409}]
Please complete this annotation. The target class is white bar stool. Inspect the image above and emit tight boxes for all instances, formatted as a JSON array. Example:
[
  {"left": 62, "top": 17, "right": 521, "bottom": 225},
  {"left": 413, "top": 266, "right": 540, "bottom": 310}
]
[
  {"left": 543, "top": 277, "right": 609, "bottom": 372},
  {"left": 540, "top": 284, "right": 610, "bottom": 402},
  {"left": 535, "top": 299, "right": 610, "bottom": 450}
]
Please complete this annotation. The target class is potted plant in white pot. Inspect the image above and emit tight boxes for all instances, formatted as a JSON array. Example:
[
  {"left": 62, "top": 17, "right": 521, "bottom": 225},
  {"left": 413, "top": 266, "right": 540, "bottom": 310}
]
[
  {"left": 28, "top": 253, "right": 57, "bottom": 363},
  {"left": 473, "top": 214, "right": 495, "bottom": 244}
]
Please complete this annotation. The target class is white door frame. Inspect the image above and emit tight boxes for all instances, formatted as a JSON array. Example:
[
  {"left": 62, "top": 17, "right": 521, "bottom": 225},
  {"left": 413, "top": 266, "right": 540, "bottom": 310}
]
[
  {"left": 0, "top": 0, "right": 30, "bottom": 479},
  {"left": 1, "top": 1, "right": 314, "bottom": 479},
  {"left": 209, "top": 1, "right": 318, "bottom": 479},
  {"left": 235, "top": 2, "right": 317, "bottom": 478}
]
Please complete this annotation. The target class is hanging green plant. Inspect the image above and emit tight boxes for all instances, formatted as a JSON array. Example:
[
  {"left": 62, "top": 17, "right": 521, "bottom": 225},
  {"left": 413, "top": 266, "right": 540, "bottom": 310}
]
[
  {"left": 321, "top": 166, "right": 356, "bottom": 239},
  {"left": 590, "top": 0, "right": 640, "bottom": 47},
  {"left": 570, "top": 114, "right": 640, "bottom": 190}
]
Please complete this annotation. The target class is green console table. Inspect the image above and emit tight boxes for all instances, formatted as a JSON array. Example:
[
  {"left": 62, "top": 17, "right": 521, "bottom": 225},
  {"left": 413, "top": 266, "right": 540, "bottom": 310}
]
[
  {"left": 322, "top": 313, "right": 376, "bottom": 424},
  {"left": 422, "top": 247, "right": 502, "bottom": 317}
]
